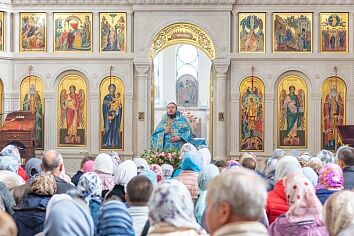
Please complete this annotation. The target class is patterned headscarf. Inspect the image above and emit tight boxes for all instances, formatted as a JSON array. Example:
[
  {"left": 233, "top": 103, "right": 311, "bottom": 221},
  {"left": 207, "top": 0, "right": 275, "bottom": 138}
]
[
  {"left": 161, "top": 164, "right": 174, "bottom": 179},
  {"left": 150, "top": 164, "right": 163, "bottom": 181},
  {"left": 180, "top": 143, "right": 202, "bottom": 168},
  {"left": 77, "top": 172, "right": 102, "bottom": 205},
  {"left": 30, "top": 174, "right": 57, "bottom": 196},
  {"left": 275, "top": 155, "right": 302, "bottom": 180},
  {"left": 317, "top": 149, "right": 335, "bottom": 165},
  {"left": 148, "top": 179, "right": 204, "bottom": 232},
  {"left": 316, "top": 163, "right": 344, "bottom": 191},
  {"left": 195, "top": 164, "right": 219, "bottom": 224},
  {"left": 133, "top": 157, "right": 150, "bottom": 174},
  {"left": 0, "top": 155, "right": 19, "bottom": 173},
  {"left": 198, "top": 147, "right": 212, "bottom": 170},
  {"left": 113, "top": 160, "right": 137, "bottom": 191},
  {"left": 324, "top": 190, "right": 354, "bottom": 236},
  {"left": 297, "top": 153, "right": 311, "bottom": 167},
  {"left": 96, "top": 200, "right": 135, "bottom": 236},
  {"left": 284, "top": 174, "right": 323, "bottom": 223},
  {"left": 1, "top": 145, "right": 21, "bottom": 163},
  {"left": 25, "top": 158, "right": 42, "bottom": 181},
  {"left": 109, "top": 151, "right": 121, "bottom": 172}
]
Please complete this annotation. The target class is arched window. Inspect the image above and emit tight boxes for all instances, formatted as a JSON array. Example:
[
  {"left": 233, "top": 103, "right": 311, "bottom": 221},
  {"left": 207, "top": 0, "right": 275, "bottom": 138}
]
[{"left": 176, "top": 44, "right": 199, "bottom": 80}]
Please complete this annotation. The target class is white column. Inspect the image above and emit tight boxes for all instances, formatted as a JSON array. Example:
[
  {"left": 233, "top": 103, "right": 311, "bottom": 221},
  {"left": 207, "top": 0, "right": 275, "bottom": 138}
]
[
  {"left": 126, "top": 11, "right": 132, "bottom": 53},
  {"left": 349, "top": 12, "right": 354, "bottom": 54},
  {"left": 265, "top": 93, "right": 274, "bottom": 154},
  {"left": 44, "top": 93, "right": 54, "bottom": 149},
  {"left": 266, "top": 12, "right": 272, "bottom": 54},
  {"left": 313, "top": 11, "right": 319, "bottom": 53},
  {"left": 5, "top": 11, "right": 12, "bottom": 52},
  {"left": 124, "top": 93, "right": 134, "bottom": 158},
  {"left": 93, "top": 12, "right": 99, "bottom": 53},
  {"left": 47, "top": 12, "right": 53, "bottom": 52},
  {"left": 134, "top": 62, "right": 150, "bottom": 155},
  {"left": 89, "top": 92, "right": 99, "bottom": 153},
  {"left": 13, "top": 12, "right": 19, "bottom": 53},
  {"left": 213, "top": 61, "right": 229, "bottom": 160},
  {"left": 312, "top": 93, "right": 321, "bottom": 152},
  {"left": 230, "top": 91, "right": 239, "bottom": 156}
]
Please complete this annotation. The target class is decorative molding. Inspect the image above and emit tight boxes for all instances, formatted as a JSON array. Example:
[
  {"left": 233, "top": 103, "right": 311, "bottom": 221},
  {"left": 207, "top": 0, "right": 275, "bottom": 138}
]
[{"left": 236, "top": 0, "right": 353, "bottom": 5}]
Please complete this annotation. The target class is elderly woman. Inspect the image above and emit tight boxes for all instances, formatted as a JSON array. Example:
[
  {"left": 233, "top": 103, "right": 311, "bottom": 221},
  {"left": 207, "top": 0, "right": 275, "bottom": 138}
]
[
  {"left": 317, "top": 150, "right": 335, "bottom": 165},
  {"left": 1, "top": 144, "right": 28, "bottom": 182},
  {"left": 24, "top": 157, "right": 42, "bottom": 182},
  {"left": 148, "top": 179, "right": 206, "bottom": 235},
  {"left": 316, "top": 163, "right": 344, "bottom": 205},
  {"left": 195, "top": 164, "right": 219, "bottom": 224},
  {"left": 0, "top": 155, "right": 25, "bottom": 193},
  {"left": 77, "top": 172, "right": 103, "bottom": 225},
  {"left": 263, "top": 157, "right": 279, "bottom": 191},
  {"left": 324, "top": 190, "right": 354, "bottom": 236},
  {"left": 269, "top": 174, "right": 328, "bottom": 236},
  {"left": 134, "top": 157, "right": 150, "bottom": 175},
  {"left": 94, "top": 153, "right": 114, "bottom": 197},
  {"left": 266, "top": 156, "right": 302, "bottom": 224},
  {"left": 197, "top": 147, "right": 212, "bottom": 170},
  {"left": 306, "top": 157, "right": 323, "bottom": 175},
  {"left": 106, "top": 160, "right": 137, "bottom": 202}
]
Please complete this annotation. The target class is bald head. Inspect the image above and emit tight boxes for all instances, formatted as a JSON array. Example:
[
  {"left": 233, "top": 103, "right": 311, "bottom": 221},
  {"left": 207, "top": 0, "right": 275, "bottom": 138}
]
[{"left": 41, "top": 150, "right": 63, "bottom": 176}]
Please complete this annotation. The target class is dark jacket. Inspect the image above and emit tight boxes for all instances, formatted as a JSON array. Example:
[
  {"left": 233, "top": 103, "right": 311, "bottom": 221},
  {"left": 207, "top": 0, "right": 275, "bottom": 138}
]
[
  {"left": 105, "top": 184, "right": 126, "bottom": 202},
  {"left": 316, "top": 189, "right": 339, "bottom": 205},
  {"left": 71, "top": 171, "right": 84, "bottom": 186},
  {"left": 13, "top": 194, "right": 51, "bottom": 236},
  {"left": 343, "top": 166, "right": 354, "bottom": 189},
  {"left": 54, "top": 176, "right": 76, "bottom": 194}
]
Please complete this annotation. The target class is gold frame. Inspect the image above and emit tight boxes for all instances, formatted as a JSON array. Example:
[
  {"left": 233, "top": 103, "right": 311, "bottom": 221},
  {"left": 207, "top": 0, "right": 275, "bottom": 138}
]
[
  {"left": 273, "top": 12, "right": 313, "bottom": 53},
  {"left": 277, "top": 75, "right": 308, "bottom": 149},
  {"left": 19, "top": 12, "right": 46, "bottom": 52},
  {"left": 0, "top": 11, "right": 4, "bottom": 52},
  {"left": 53, "top": 12, "right": 93, "bottom": 52},
  {"left": 20, "top": 76, "right": 45, "bottom": 149},
  {"left": 99, "top": 12, "right": 127, "bottom": 52},
  {"left": 321, "top": 76, "right": 346, "bottom": 150},
  {"left": 150, "top": 22, "right": 215, "bottom": 60},
  {"left": 320, "top": 12, "right": 349, "bottom": 53},
  {"left": 0, "top": 79, "right": 3, "bottom": 116},
  {"left": 57, "top": 74, "right": 87, "bottom": 147},
  {"left": 239, "top": 76, "right": 265, "bottom": 152},
  {"left": 238, "top": 12, "right": 266, "bottom": 53},
  {"left": 99, "top": 76, "right": 124, "bottom": 151}
]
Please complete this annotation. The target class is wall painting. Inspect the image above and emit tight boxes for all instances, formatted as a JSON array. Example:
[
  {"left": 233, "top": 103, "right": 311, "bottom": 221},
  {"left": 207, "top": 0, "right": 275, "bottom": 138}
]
[
  {"left": 176, "top": 74, "right": 198, "bottom": 107},
  {"left": 99, "top": 12, "right": 127, "bottom": 52},
  {"left": 239, "top": 13, "right": 265, "bottom": 53},
  {"left": 0, "top": 12, "right": 4, "bottom": 51},
  {"left": 320, "top": 13, "right": 348, "bottom": 53},
  {"left": 19, "top": 12, "right": 46, "bottom": 52}
]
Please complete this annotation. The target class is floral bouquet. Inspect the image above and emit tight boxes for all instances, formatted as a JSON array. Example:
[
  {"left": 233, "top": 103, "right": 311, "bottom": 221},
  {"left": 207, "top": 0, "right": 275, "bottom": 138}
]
[{"left": 140, "top": 149, "right": 181, "bottom": 168}]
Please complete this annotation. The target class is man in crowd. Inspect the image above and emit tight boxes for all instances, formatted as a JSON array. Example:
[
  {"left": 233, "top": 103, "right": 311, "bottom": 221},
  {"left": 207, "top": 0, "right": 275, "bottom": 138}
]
[
  {"left": 206, "top": 168, "right": 268, "bottom": 236},
  {"left": 337, "top": 146, "right": 354, "bottom": 189}
]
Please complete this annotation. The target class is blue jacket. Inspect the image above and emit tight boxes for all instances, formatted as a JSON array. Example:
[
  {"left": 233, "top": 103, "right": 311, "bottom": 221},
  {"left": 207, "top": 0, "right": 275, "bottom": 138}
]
[
  {"left": 13, "top": 194, "right": 51, "bottom": 236},
  {"left": 343, "top": 166, "right": 354, "bottom": 190},
  {"left": 316, "top": 189, "right": 338, "bottom": 205}
]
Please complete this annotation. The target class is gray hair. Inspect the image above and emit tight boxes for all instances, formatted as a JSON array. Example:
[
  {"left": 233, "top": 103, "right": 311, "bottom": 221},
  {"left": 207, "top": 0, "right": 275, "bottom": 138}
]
[
  {"left": 42, "top": 150, "right": 63, "bottom": 172},
  {"left": 207, "top": 168, "right": 267, "bottom": 221}
]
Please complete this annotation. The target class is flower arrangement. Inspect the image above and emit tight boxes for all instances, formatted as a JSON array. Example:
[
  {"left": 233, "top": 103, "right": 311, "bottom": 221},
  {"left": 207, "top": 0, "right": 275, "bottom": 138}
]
[{"left": 140, "top": 149, "right": 181, "bottom": 167}]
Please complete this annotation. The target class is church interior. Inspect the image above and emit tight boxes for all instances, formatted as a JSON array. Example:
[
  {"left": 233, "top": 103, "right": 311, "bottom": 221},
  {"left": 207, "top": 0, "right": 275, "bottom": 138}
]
[{"left": 0, "top": 0, "right": 354, "bottom": 174}]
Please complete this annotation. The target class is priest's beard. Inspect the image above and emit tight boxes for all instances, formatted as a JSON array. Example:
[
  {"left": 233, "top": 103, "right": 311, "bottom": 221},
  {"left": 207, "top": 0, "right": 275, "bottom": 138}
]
[{"left": 168, "top": 113, "right": 177, "bottom": 119}]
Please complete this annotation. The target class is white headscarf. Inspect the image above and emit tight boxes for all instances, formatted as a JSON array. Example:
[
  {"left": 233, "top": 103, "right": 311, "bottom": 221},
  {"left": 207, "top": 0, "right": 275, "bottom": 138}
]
[
  {"left": 113, "top": 160, "right": 137, "bottom": 191},
  {"left": 275, "top": 155, "right": 302, "bottom": 180},
  {"left": 133, "top": 157, "right": 149, "bottom": 174},
  {"left": 198, "top": 147, "right": 212, "bottom": 170},
  {"left": 1, "top": 145, "right": 21, "bottom": 163},
  {"left": 46, "top": 194, "right": 72, "bottom": 220},
  {"left": 317, "top": 149, "right": 335, "bottom": 165},
  {"left": 94, "top": 153, "right": 114, "bottom": 175}
]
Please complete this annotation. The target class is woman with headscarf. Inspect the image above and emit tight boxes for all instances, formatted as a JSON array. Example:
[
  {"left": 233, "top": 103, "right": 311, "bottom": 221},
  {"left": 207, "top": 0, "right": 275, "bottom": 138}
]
[
  {"left": 316, "top": 163, "right": 344, "bottom": 205},
  {"left": 13, "top": 174, "right": 57, "bottom": 236},
  {"left": 96, "top": 199, "right": 135, "bottom": 236},
  {"left": 134, "top": 157, "right": 150, "bottom": 175},
  {"left": 317, "top": 150, "right": 335, "bottom": 165},
  {"left": 266, "top": 156, "right": 302, "bottom": 224},
  {"left": 148, "top": 179, "right": 207, "bottom": 235},
  {"left": 161, "top": 164, "right": 174, "bottom": 179},
  {"left": 105, "top": 160, "right": 137, "bottom": 202},
  {"left": 0, "top": 155, "right": 25, "bottom": 192},
  {"left": 297, "top": 153, "right": 311, "bottom": 167},
  {"left": 77, "top": 172, "right": 103, "bottom": 225},
  {"left": 175, "top": 153, "right": 201, "bottom": 202},
  {"left": 197, "top": 147, "right": 212, "bottom": 170},
  {"left": 324, "top": 190, "right": 354, "bottom": 236},
  {"left": 0, "top": 182, "right": 15, "bottom": 215},
  {"left": 83, "top": 160, "right": 95, "bottom": 173},
  {"left": 269, "top": 174, "right": 328, "bottom": 236},
  {"left": 302, "top": 167, "right": 318, "bottom": 187},
  {"left": 195, "top": 164, "right": 219, "bottom": 225},
  {"left": 94, "top": 153, "right": 114, "bottom": 197},
  {"left": 307, "top": 157, "right": 324, "bottom": 175},
  {"left": 150, "top": 164, "right": 163, "bottom": 182},
  {"left": 174, "top": 143, "right": 202, "bottom": 177},
  {"left": 1, "top": 144, "right": 28, "bottom": 182},
  {"left": 25, "top": 157, "right": 42, "bottom": 182},
  {"left": 264, "top": 157, "right": 279, "bottom": 191},
  {"left": 109, "top": 151, "right": 121, "bottom": 173},
  {"left": 43, "top": 198, "right": 94, "bottom": 236}
]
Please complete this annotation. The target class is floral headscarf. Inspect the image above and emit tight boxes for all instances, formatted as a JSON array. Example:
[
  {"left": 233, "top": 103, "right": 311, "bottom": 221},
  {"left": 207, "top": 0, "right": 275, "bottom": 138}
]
[
  {"left": 0, "top": 155, "right": 19, "bottom": 173},
  {"left": 284, "top": 174, "right": 323, "bottom": 223},
  {"left": 133, "top": 157, "right": 150, "bottom": 174},
  {"left": 161, "top": 164, "right": 174, "bottom": 179},
  {"left": 150, "top": 164, "right": 163, "bottom": 181},
  {"left": 1, "top": 145, "right": 20, "bottom": 163},
  {"left": 148, "top": 179, "right": 204, "bottom": 233},
  {"left": 180, "top": 143, "right": 202, "bottom": 168},
  {"left": 317, "top": 150, "right": 335, "bottom": 165},
  {"left": 316, "top": 163, "right": 344, "bottom": 191},
  {"left": 77, "top": 172, "right": 102, "bottom": 205}
]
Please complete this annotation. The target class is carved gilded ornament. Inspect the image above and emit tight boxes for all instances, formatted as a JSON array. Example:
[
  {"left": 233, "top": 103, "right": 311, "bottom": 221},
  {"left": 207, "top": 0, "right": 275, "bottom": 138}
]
[{"left": 150, "top": 23, "right": 215, "bottom": 59}]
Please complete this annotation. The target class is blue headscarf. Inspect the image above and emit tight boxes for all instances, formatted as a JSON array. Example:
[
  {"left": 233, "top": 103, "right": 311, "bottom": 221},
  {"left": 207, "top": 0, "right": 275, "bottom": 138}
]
[
  {"left": 195, "top": 164, "right": 219, "bottom": 224},
  {"left": 181, "top": 153, "right": 201, "bottom": 172},
  {"left": 0, "top": 155, "right": 19, "bottom": 173},
  {"left": 96, "top": 200, "right": 135, "bottom": 236},
  {"left": 142, "top": 169, "right": 157, "bottom": 187},
  {"left": 25, "top": 158, "right": 42, "bottom": 181}
]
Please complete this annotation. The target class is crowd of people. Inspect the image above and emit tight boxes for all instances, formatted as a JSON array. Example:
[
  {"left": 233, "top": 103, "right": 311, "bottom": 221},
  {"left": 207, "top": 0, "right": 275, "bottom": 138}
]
[{"left": 1, "top": 143, "right": 354, "bottom": 236}]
